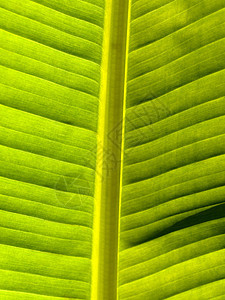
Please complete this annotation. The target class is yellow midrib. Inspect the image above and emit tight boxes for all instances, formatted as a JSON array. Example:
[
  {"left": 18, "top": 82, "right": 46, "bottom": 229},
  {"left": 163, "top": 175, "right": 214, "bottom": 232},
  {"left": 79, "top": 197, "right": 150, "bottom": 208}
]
[{"left": 91, "top": 0, "right": 131, "bottom": 299}]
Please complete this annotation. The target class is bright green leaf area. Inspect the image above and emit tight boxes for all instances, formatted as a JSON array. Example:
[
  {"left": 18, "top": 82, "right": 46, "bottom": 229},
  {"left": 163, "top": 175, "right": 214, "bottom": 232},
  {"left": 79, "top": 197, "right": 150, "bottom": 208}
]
[{"left": 0, "top": 0, "right": 225, "bottom": 299}]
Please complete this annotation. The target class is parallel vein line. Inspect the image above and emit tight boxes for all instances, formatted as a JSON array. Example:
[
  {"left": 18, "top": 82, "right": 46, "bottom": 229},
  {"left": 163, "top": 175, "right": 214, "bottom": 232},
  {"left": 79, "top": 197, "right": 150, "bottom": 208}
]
[
  {"left": 0, "top": 27, "right": 100, "bottom": 66},
  {"left": 130, "top": 6, "right": 225, "bottom": 54}
]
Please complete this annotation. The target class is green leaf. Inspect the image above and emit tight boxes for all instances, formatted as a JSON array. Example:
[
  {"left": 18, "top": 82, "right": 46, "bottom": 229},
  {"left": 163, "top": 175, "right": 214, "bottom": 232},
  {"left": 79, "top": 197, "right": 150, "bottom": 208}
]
[
  {"left": 0, "top": 0, "right": 224, "bottom": 299},
  {"left": 119, "top": 0, "right": 225, "bottom": 299}
]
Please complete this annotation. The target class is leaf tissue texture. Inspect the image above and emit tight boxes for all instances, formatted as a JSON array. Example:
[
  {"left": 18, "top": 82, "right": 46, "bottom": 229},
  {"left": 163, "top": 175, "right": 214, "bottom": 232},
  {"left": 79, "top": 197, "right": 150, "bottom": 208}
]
[
  {"left": 0, "top": 0, "right": 225, "bottom": 299},
  {"left": 119, "top": 0, "right": 225, "bottom": 299},
  {"left": 0, "top": 0, "right": 104, "bottom": 298}
]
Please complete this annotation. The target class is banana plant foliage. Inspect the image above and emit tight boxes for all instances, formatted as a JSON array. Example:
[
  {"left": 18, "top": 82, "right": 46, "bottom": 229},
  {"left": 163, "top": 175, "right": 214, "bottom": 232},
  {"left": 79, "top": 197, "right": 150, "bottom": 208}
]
[{"left": 0, "top": 0, "right": 225, "bottom": 299}]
